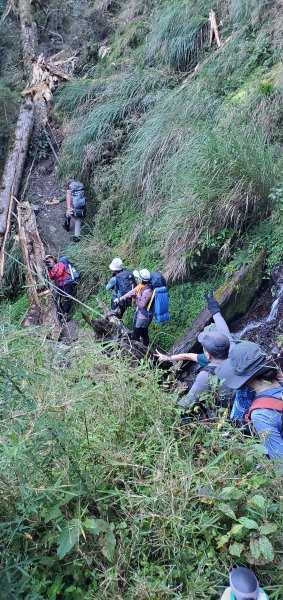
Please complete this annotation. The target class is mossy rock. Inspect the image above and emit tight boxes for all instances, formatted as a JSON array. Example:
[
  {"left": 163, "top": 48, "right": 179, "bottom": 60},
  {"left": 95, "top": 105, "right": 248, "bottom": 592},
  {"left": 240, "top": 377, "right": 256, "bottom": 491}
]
[{"left": 171, "top": 250, "right": 266, "bottom": 354}]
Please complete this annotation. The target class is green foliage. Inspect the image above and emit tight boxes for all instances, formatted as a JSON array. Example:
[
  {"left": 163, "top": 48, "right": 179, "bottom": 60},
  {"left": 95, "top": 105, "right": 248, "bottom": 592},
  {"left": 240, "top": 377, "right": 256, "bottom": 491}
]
[
  {"left": 0, "top": 80, "right": 19, "bottom": 174},
  {"left": 0, "top": 322, "right": 283, "bottom": 598}
]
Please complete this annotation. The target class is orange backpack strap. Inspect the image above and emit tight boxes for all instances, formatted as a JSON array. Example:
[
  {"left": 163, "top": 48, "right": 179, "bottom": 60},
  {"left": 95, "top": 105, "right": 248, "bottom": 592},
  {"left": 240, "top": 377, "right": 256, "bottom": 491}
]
[{"left": 245, "top": 396, "right": 283, "bottom": 422}]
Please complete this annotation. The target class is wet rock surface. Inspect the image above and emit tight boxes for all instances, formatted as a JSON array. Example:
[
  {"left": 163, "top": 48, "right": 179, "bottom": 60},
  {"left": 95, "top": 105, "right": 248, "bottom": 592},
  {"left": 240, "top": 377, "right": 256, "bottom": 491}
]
[{"left": 230, "top": 264, "right": 283, "bottom": 351}]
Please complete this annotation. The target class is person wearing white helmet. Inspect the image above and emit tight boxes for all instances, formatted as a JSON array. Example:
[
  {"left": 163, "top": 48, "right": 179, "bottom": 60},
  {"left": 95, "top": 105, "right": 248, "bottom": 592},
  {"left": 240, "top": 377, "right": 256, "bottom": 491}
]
[
  {"left": 106, "top": 257, "right": 136, "bottom": 318},
  {"left": 114, "top": 268, "right": 153, "bottom": 346}
]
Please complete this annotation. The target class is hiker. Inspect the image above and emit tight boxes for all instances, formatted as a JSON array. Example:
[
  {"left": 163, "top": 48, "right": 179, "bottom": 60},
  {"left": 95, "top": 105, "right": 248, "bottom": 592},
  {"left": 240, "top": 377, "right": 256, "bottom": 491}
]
[
  {"left": 105, "top": 257, "right": 136, "bottom": 317},
  {"left": 216, "top": 341, "right": 283, "bottom": 460},
  {"left": 63, "top": 178, "right": 87, "bottom": 242},
  {"left": 155, "top": 290, "right": 235, "bottom": 409},
  {"left": 44, "top": 255, "right": 78, "bottom": 321},
  {"left": 114, "top": 268, "right": 153, "bottom": 346}
]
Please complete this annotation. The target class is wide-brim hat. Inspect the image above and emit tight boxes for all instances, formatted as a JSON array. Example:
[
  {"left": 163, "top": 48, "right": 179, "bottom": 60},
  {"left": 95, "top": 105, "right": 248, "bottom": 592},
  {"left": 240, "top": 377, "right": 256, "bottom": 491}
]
[{"left": 216, "top": 341, "right": 277, "bottom": 389}]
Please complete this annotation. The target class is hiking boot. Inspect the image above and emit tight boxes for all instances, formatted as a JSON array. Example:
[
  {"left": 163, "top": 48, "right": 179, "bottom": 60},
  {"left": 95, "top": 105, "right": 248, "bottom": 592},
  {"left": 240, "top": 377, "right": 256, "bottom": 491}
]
[{"left": 72, "top": 236, "right": 80, "bottom": 243}]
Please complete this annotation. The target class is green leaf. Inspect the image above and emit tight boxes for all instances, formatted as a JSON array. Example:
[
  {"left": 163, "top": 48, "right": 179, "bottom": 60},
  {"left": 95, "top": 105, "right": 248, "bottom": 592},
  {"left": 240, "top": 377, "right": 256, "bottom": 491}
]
[
  {"left": 44, "top": 504, "right": 62, "bottom": 524},
  {"left": 258, "top": 536, "right": 274, "bottom": 562},
  {"left": 57, "top": 519, "right": 81, "bottom": 560},
  {"left": 217, "top": 503, "right": 237, "bottom": 520},
  {"left": 217, "top": 533, "right": 231, "bottom": 548},
  {"left": 220, "top": 487, "right": 244, "bottom": 500},
  {"left": 230, "top": 523, "right": 244, "bottom": 536},
  {"left": 248, "top": 494, "right": 265, "bottom": 509},
  {"left": 102, "top": 531, "right": 116, "bottom": 561},
  {"left": 84, "top": 517, "right": 110, "bottom": 535},
  {"left": 259, "top": 522, "right": 278, "bottom": 535},
  {"left": 250, "top": 538, "right": 261, "bottom": 560},
  {"left": 238, "top": 517, "right": 259, "bottom": 529},
  {"left": 229, "top": 542, "right": 244, "bottom": 557}
]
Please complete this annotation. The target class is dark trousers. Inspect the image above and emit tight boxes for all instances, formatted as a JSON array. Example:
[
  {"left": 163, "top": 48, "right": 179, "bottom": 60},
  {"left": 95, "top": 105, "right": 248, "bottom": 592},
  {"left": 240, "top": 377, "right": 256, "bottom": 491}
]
[
  {"left": 57, "top": 283, "right": 75, "bottom": 318},
  {"left": 132, "top": 326, "right": 149, "bottom": 347}
]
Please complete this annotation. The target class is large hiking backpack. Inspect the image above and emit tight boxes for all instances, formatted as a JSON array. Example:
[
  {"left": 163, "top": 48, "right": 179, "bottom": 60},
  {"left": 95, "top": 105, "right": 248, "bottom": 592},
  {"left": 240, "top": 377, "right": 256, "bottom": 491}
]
[
  {"left": 115, "top": 270, "right": 136, "bottom": 295},
  {"left": 69, "top": 180, "right": 86, "bottom": 219},
  {"left": 59, "top": 257, "right": 80, "bottom": 283},
  {"left": 148, "top": 271, "right": 170, "bottom": 323}
]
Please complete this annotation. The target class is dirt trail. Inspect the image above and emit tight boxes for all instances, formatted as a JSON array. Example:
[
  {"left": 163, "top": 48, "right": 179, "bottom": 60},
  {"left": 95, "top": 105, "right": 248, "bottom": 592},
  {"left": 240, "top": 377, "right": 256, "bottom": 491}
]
[
  {"left": 21, "top": 127, "right": 75, "bottom": 256},
  {"left": 20, "top": 127, "right": 82, "bottom": 341}
]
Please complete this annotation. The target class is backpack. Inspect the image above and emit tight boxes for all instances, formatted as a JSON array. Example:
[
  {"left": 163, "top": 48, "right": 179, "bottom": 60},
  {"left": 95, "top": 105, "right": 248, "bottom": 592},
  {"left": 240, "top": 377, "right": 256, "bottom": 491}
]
[
  {"left": 245, "top": 375, "right": 283, "bottom": 421},
  {"left": 115, "top": 270, "right": 136, "bottom": 295},
  {"left": 148, "top": 271, "right": 170, "bottom": 323},
  {"left": 59, "top": 257, "right": 80, "bottom": 283},
  {"left": 69, "top": 181, "right": 86, "bottom": 219}
]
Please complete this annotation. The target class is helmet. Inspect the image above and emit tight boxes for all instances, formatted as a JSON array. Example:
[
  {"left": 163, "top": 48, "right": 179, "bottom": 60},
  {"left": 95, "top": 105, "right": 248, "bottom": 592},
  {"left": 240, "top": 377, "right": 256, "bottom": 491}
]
[
  {"left": 109, "top": 257, "right": 123, "bottom": 271},
  {"left": 133, "top": 269, "right": 151, "bottom": 282}
]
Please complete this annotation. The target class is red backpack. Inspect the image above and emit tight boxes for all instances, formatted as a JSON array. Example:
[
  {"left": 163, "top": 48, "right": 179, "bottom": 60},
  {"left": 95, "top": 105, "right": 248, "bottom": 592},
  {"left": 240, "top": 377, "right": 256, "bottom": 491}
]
[{"left": 245, "top": 375, "right": 283, "bottom": 421}]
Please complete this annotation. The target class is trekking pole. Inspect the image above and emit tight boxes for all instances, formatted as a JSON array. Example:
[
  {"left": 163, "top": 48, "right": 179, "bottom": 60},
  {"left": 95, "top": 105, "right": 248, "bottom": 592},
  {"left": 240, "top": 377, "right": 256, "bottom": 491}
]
[{"left": 220, "top": 567, "right": 268, "bottom": 600}]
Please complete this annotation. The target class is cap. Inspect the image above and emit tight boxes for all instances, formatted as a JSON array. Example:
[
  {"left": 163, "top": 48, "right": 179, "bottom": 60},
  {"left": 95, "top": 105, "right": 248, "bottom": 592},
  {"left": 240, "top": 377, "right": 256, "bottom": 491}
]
[
  {"left": 216, "top": 341, "right": 274, "bottom": 389},
  {"left": 198, "top": 330, "right": 230, "bottom": 359},
  {"left": 109, "top": 257, "right": 123, "bottom": 271},
  {"left": 133, "top": 269, "right": 151, "bottom": 282}
]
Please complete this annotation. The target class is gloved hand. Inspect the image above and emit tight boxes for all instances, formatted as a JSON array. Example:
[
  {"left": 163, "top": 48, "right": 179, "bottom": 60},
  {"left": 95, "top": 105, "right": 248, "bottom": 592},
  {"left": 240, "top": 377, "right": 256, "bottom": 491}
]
[{"left": 204, "top": 289, "right": 220, "bottom": 316}]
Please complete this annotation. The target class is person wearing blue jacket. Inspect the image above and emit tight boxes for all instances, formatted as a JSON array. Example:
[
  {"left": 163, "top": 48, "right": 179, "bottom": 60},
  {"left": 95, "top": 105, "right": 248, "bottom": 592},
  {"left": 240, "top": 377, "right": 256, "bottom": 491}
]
[{"left": 217, "top": 342, "right": 283, "bottom": 460}]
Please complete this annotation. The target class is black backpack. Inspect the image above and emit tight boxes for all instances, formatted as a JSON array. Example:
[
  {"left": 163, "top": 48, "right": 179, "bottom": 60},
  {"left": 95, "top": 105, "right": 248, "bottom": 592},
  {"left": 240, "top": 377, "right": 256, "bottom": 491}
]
[
  {"left": 115, "top": 270, "right": 136, "bottom": 295},
  {"left": 69, "top": 181, "right": 86, "bottom": 218}
]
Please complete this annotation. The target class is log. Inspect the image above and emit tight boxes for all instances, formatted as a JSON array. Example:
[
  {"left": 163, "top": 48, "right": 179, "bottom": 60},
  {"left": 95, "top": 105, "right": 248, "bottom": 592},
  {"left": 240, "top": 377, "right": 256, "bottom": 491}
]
[
  {"left": 19, "top": 0, "right": 39, "bottom": 78},
  {"left": 18, "top": 201, "right": 60, "bottom": 338},
  {"left": 170, "top": 250, "right": 266, "bottom": 355},
  {"left": 0, "top": 101, "right": 34, "bottom": 240},
  {"left": 82, "top": 299, "right": 152, "bottom": 361}
]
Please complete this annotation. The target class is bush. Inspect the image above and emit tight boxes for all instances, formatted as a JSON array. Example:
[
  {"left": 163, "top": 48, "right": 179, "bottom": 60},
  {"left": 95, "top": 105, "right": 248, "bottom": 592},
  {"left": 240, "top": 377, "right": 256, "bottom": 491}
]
[{"left": 0, "top": 322, "right": 283, "bottom": 599}]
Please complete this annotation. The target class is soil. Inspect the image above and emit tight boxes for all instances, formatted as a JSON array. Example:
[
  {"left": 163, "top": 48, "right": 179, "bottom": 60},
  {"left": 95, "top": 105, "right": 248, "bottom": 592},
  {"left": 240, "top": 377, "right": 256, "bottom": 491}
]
[
  {"left": 21, "top": 125, "right": 82, "bottom": 342},
  {"left": 21, "top": 126, "right": 75, "bottom": 256}
]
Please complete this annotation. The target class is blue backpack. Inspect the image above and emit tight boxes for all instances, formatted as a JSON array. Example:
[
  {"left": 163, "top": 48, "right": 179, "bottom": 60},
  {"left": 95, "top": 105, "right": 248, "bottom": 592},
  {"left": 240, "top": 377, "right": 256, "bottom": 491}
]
[
  {"left": 149, "top": 271, "right": 170, "bottom": 323},
  {"left": 59, "top": 257, "right": 80, "bottom": 283}
]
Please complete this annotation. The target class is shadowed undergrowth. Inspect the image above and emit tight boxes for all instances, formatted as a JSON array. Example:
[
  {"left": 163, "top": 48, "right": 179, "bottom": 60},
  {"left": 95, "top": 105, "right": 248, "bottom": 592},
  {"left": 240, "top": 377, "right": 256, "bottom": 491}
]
[{"left": 0, "top": 318, "right": 283, "bottom": 599}]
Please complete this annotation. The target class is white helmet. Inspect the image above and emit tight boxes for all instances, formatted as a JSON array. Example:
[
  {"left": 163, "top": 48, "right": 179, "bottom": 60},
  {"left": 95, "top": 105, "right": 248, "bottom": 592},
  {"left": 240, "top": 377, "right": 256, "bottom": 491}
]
[
  {"left": 133, "top": 268, "right": 151, "bottom": 282},
  {"left": 109, "top": 257, "right": 123, "bottom": 271}
]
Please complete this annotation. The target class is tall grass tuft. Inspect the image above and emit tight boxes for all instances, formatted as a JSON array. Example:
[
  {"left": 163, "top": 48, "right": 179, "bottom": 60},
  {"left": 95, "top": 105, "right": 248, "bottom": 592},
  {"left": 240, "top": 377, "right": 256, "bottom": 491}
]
[{"left": 0, "top": 319, "right": 283, "bottom": 598}]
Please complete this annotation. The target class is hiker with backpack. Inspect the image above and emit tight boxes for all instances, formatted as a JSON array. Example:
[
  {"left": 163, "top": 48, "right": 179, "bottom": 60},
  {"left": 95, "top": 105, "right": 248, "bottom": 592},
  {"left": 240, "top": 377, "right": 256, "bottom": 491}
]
[
  {"left": 114, "top": 268, "right": 154, "bottom": 346},
  {"left": 44, "top": 255, "right": 79, "bottom": 321},
  {"left": 105, "top": 257, "right": 136, "bottom": 318},
  {"left": 216, "top": 341, "right": 283, "bottom": 459},
  {"left": 155, "top": 290, "right": 235, "bottom": 409},
  {"left": 113, "top": 268, "right": 171, "bottom": 346},
  {"left": 63, "top": 178, "right": 87, "bottom": 242}
]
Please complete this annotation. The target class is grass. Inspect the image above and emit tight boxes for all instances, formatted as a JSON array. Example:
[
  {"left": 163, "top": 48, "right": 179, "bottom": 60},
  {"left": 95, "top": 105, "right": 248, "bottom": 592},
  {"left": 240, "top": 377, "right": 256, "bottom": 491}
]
[{"left": 0, "top": 314, "right": 283, "bottom": 599}]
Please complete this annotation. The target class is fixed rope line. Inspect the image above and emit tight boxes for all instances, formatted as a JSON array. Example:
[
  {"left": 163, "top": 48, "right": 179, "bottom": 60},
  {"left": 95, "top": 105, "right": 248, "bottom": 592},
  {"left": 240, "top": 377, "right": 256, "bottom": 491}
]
[{"left": 3, "top": 249, "right": 103, "bottom": 318}]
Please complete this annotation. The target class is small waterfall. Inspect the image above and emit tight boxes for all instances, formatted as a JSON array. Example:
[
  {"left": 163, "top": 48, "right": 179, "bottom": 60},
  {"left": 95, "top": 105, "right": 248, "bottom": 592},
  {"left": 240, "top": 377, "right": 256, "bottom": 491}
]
[
  {"left": 266, "top": 282, "right": 283, "bottom": 323},
  {"left": 236, "top": 281, "right": 283, "bottom": 339}
]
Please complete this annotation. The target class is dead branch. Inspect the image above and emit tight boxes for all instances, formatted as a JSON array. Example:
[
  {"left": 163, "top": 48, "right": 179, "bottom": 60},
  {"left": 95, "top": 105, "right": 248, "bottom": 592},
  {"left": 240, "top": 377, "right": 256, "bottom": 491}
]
[{"left": 209, "top": 10, "right": 221, "bottom": 48}]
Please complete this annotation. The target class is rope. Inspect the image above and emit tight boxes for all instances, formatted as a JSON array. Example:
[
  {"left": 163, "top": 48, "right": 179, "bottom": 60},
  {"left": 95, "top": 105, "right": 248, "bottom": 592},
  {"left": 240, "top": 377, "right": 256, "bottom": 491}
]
[{"left": 3, "top": 249, "right": 103, "bottom": 318}]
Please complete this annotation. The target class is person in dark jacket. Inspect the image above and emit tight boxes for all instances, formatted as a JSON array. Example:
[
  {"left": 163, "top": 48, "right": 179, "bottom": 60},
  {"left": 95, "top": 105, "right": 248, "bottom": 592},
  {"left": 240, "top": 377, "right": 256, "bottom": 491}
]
[
  {"left": 114, "top": 268, "right": 153, "bottom": 346},
  {"left": 216, "top": 342, "right": 283, "bottom": 460},
  {"left": 44, "top": 255, "right": 75, "bottom": 321},
  {"left": 106, "top": 257, "right": 136, "bottom": 318},
  {"left": 63, "top": 178, "right": 86, "bottom": 242}
]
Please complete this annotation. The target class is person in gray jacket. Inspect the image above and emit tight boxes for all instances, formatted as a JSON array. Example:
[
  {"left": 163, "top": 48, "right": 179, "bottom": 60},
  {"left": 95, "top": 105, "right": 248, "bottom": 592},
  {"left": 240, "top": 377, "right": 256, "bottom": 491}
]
[{"left": 155, "top": 291, "right": 235, "bottom": 409}]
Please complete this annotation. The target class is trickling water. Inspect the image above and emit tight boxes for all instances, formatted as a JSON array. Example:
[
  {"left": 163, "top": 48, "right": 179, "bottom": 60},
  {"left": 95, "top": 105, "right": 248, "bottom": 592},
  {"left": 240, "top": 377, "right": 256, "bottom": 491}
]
[
  {"left": 235, "top": 281, "right": 283, "bottom": 339},
  {"left": 266, "top": 283, "right": 283, "bottom": 323}
]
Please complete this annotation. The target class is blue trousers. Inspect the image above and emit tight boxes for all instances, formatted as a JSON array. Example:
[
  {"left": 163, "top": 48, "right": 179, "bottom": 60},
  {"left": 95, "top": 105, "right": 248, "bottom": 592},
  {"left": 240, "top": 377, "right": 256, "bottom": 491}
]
[{"left": 251, "top": 409, "right": 283, "bottom": 459}]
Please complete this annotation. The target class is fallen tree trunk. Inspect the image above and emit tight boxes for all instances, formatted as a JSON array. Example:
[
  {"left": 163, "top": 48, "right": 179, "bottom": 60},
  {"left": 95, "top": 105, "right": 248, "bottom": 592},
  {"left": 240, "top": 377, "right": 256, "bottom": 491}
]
[
  {"left": 82, "top": 299, "right": 151, "bottom": 362},
  {"left": 0, "top": 101, "right": 34, "bottom": 241},
  {"left": 18, "top": 201, "right": 60, "bottom": 338},
  {"left": 171, "top": 250, "right": 266, "bottom": 355}
]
